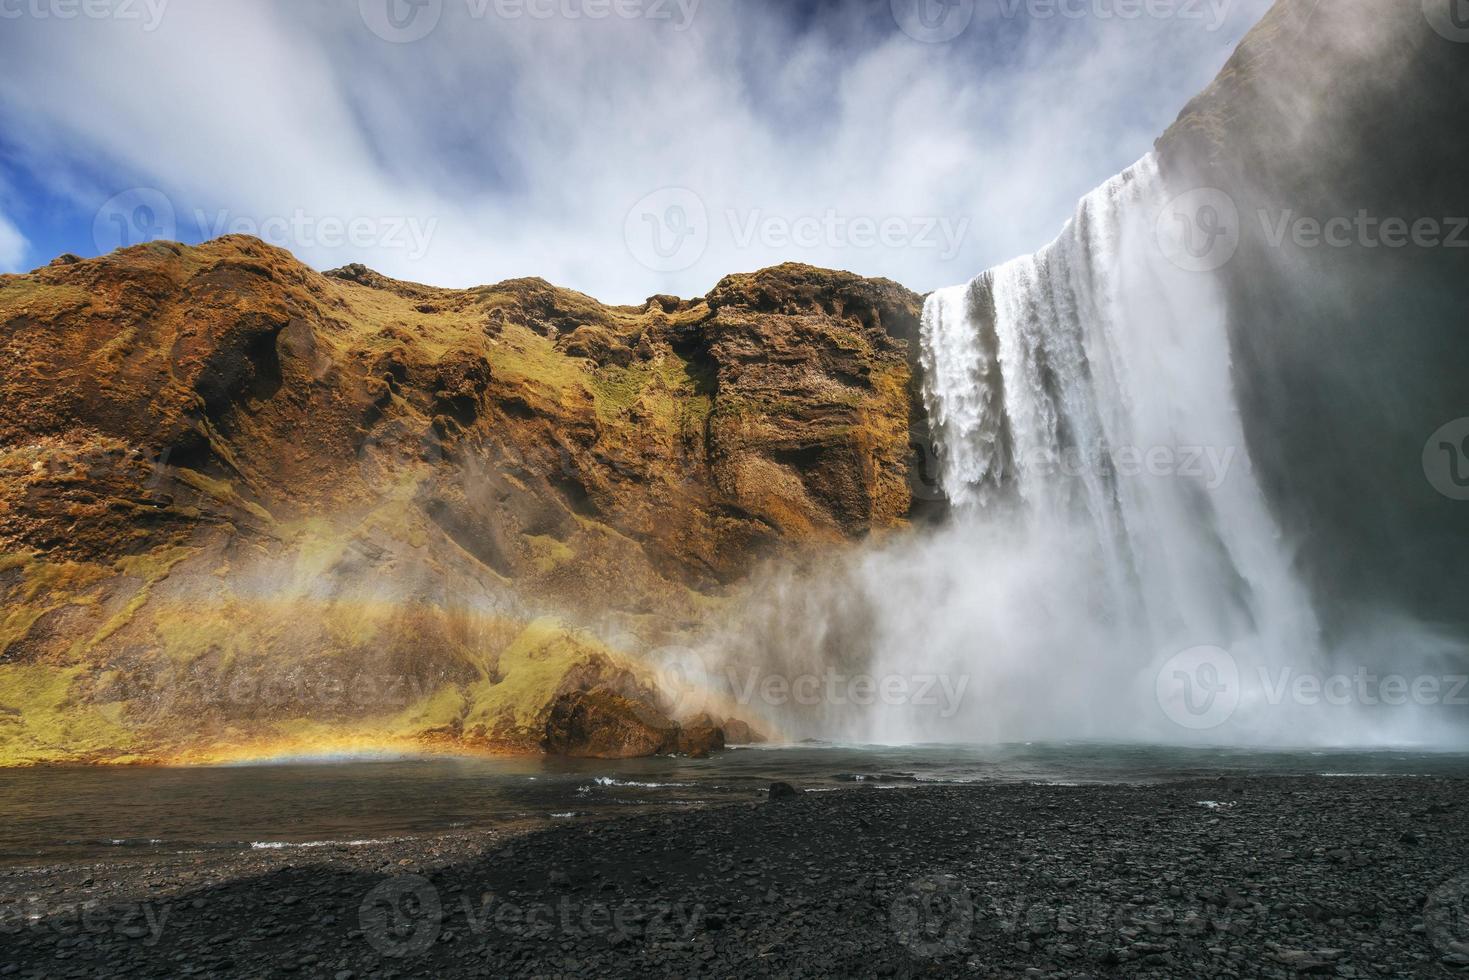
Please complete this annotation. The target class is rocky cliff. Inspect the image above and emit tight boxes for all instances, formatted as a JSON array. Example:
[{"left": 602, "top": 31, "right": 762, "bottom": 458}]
[
  {"left": 1157, "top": 0, "right": 1469, "bottom": 638},
  {"left": 0, "top": 237, "right": 924, "bottom": 764}
]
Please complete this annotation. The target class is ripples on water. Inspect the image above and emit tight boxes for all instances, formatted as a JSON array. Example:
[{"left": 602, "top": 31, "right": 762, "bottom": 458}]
[{"left": 2, "top": 743, "right": 1465, "bottom": 864}]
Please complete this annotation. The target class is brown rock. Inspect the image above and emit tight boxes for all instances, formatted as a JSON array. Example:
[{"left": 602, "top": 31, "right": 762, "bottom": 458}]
[
  {"left": 675, "top": 724, "right": 725, "bottom": 759},
  {"left": 721, "top": 718, "right": 768, "bottom": 745},
  {"left": 541, "top": 690, "right": 680, "bottom": 759},
  {"left": 0, "top": 238, "right": 925, "bottom": 764}
]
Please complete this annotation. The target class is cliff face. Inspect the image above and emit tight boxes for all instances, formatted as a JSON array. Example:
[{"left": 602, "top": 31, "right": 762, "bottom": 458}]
[
  {"left": 0, "top": 237, "right": 924, "bottom": 764},
  {"left": 1157, "top": 0, "right": 1469, "bottom": 636}
]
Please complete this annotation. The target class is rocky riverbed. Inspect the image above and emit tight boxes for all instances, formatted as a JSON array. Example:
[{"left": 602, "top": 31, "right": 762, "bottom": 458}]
[{"left": 1, "top": 776, "right": 1467, "bottom": 978}]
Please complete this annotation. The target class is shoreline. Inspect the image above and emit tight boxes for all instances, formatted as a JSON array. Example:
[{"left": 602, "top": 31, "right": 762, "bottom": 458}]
[{"left": 2, "top": 776, "right": 1468, "bottom": 977}]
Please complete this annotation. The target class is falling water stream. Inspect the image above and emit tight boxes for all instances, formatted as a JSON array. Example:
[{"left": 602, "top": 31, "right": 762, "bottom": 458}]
[
  {"left": 678, "top": 155, "right": 1464, "bottom": 747},
  {"left": 898, "top": 154, "right": 1324, "bottom": 740}
]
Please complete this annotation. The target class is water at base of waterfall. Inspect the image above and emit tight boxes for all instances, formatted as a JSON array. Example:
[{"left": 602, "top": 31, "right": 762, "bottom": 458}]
[{"left": 4, "top": 744, "right": 1466, "bottom": 864}]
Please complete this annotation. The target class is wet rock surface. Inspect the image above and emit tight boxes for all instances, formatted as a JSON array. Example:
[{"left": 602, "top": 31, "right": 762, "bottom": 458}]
[{"left": 2, "top": 776, "right": 1467, "bottom": 977}]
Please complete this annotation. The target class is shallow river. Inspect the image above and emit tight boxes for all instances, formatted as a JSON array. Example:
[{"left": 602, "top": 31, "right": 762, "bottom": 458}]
[{"left": 3, "top": 742, "right": 1466, "bottom": 864}]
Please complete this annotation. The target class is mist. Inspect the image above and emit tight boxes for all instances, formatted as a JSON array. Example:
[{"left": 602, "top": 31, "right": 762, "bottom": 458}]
[{"left": 664, "top": 140, "right": 1469, "bottom": 750}]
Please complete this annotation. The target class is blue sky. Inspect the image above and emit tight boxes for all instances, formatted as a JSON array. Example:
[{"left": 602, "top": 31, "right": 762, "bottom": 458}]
[{"left": 0, "top": 0, "right": 1270, "bottom": 302}]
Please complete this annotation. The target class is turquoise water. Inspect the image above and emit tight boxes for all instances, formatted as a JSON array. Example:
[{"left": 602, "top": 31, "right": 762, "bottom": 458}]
[{"left": 2, "top": 743, "right": 1466, "bottom": 864}]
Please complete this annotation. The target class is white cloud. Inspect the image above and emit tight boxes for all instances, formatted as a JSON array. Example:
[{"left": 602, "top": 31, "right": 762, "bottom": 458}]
[
  {"left": 0, "top": 0, "right": 1272, "bottom": 302},
  {"left": 0, "top": 211, "right": 26, "bottom": 273}
]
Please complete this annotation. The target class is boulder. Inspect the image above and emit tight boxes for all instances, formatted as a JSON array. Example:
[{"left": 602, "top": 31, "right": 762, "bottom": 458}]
[
  {"left": 676, "top": 724, "right": 725, "bottom": 759},
  {"left": 722, "top": 718, "right": 768, "bottom": 745},
  {"left": 542, "top": 690, "right": 679, "bottom": 759}
]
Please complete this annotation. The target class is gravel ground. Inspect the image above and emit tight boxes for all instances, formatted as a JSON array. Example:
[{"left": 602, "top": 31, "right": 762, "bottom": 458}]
[{"left": 1, "top": 776, "right": 1467, "bottom": 978}]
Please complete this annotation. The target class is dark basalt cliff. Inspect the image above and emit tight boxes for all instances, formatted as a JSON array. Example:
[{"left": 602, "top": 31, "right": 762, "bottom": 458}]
[
  {"left": 0, "top": 238, "right": 925, "bottom": 764},
  {"left": 1157, "top": 0, "right": 1469, "bottom": 637}
]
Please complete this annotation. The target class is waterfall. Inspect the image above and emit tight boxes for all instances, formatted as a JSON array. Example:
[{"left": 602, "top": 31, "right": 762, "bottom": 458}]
[
  {"left": 920, "top": 154, "right": 1320, "bottom": 665},
  {"left": 855, "top": 154, "right": 1331, "bottom": 744},
  {"left": 703, "top": 154, "right": 1460, "bottom": 747}
]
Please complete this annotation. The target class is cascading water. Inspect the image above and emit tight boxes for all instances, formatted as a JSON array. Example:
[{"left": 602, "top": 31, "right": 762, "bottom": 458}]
[
  {"left": 692, "top": 153, "right": 1462, "bottom": 747},
  {"left": 916, "top": 157, "right": 1322, "bottom": 687},
  {"left": 884, "top": 153, "right": 1327, "bottom": 742}
]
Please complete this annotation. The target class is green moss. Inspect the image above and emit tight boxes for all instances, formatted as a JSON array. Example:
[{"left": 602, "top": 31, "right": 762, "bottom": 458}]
[
  {"left": 152, "top": 600, "right": 263, "bottom": 666},
  {"left": 382, "top": 618, "right": 631, "bottom": 743},
  {"left": 389, "top": 683, "right": 467, "bottom": 734},
  {"left": 0, "top": 280, "right": 94, "bottom": 318},
  {"left": 60, "top": 545, "right": 202, "bottom": 659},
  {"left": 0, "top": 558, "right": 110, "bottom": 658},
  {"left": 0, "top": 552, "right": 36, "bottom": 575},
  {"left": 491, "top": 326, "right": 591, "bottom": 395},
  {"left": 174, "top": 468, "right": 274, "bottom": 524},
  {"left": 587, "top": 354, "right": 712, "bottom": 430},
  {"left": 525, "top": 534, "right": 575, "bottom": 575},
  {"left": 0, "top": 664, "right": 133, "bottom": 766}
]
